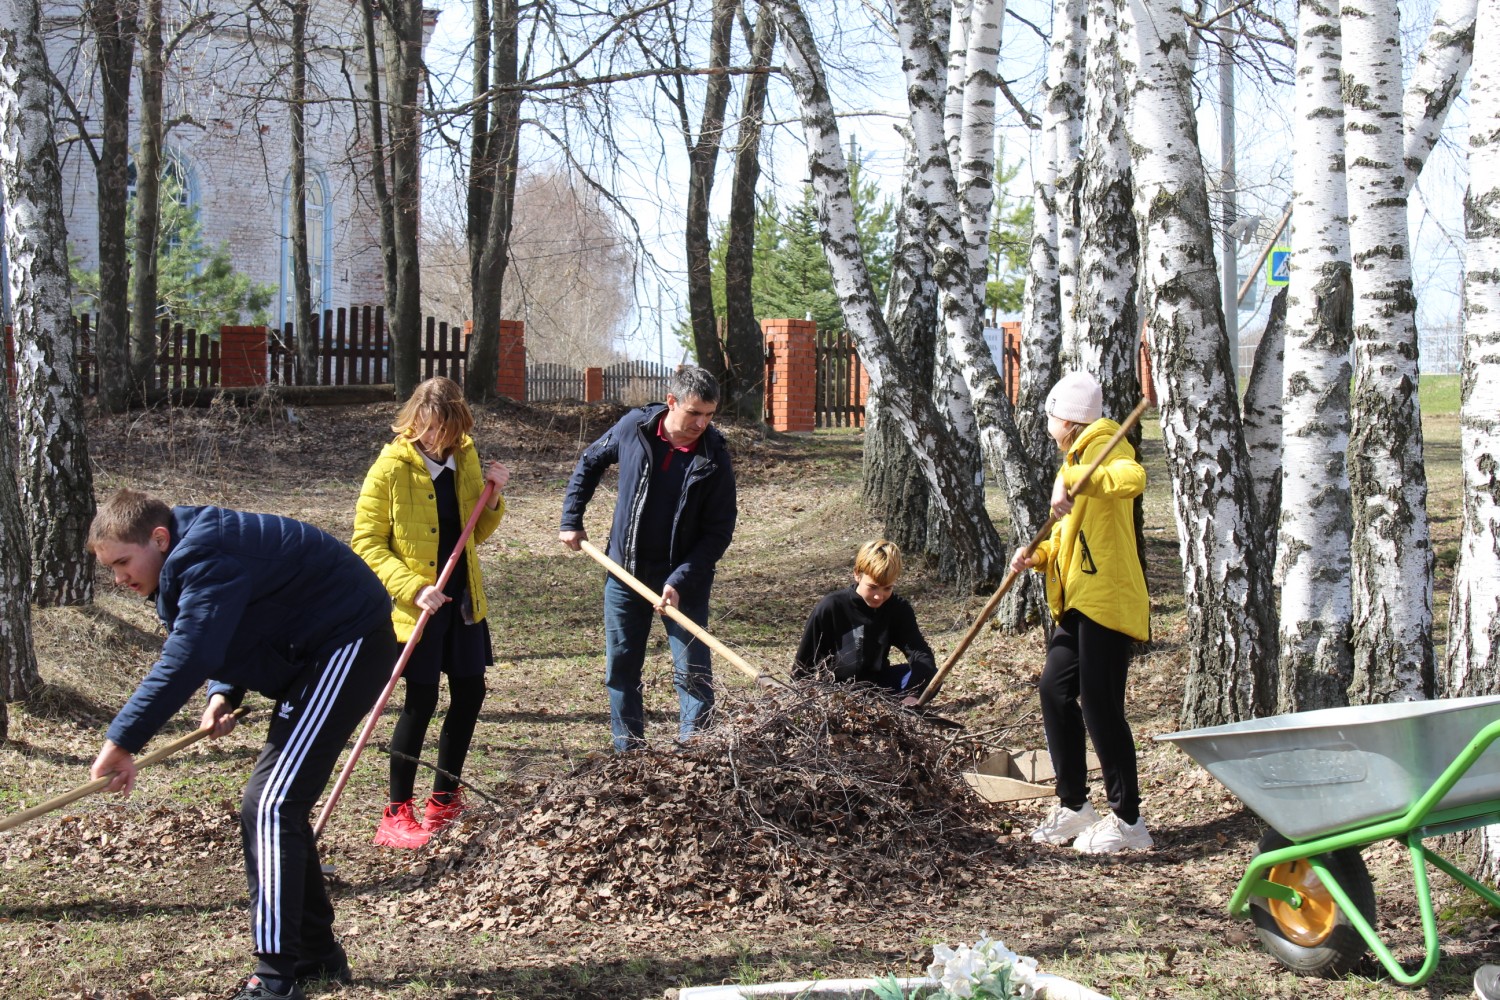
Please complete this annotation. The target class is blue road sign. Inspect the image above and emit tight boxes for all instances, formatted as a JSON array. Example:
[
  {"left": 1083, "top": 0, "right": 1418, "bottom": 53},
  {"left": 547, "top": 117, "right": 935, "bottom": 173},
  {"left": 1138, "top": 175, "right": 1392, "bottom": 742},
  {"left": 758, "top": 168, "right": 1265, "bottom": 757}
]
[{"left": 1267, "top": 247, "right": 1291, "bottom": 287}]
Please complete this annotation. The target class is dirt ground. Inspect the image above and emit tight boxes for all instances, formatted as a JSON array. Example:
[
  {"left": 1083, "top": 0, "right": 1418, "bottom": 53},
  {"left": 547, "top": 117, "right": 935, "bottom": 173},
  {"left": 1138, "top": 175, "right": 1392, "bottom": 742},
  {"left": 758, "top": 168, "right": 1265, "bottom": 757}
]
[{"left": 0, "top": 395, "right": 1494, "bottom": 999}]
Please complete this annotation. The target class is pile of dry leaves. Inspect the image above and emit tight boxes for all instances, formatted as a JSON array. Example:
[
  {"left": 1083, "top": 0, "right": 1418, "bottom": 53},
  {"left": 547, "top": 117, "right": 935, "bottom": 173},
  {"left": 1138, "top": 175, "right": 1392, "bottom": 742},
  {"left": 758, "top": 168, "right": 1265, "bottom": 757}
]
[{"left": 409, "top": 685, "right": 1012, "bottom": 931}]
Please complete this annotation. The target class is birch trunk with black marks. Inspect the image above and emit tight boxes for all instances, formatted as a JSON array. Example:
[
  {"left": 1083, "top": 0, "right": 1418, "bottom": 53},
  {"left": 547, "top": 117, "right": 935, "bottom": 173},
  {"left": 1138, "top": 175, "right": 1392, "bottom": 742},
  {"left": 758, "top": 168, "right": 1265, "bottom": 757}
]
[
  {"left": 0, "top": 0, "right": 51, "bottom": 712},
  {"left": 2, "top": 0, "right": 96, "bottom": 609},
  {"left": 1343, "top": 0, "right": 1434, "bottom": 704},
  {"left": 684, "top": 0, "right": 736, "bottom": 383},
  {"left": 1276, "top": 0, "right": 1353, "bottom": 713},
  {"left": 89, "top": 0, "right": 136, "bottom": 412},
  {"left": 721, "top": 4, "right": 776, "bottom": 421},
  {"left": 1073, "top": 0, "right": 1138, "bottom": 418},
  {"left": 891, "top": 0, "right": 1047, "bottom": 579},
  {"left": 1017, "top": 0, "right": 1083, "bottom": 468},
  {"left": 1121, "top": 0, "right": 1276, "bottom": 726},
  {"left": 863, "top": 144, "right": 937, "bottom": 554},
  {"left": 1241, "top": 286, "right": 1286, "bottom": 558},
  {"left": 465, "top": 0, "right": 520, "bottom": 402},
  {"left": 768, "top": 0, "right": 1004, "bottom": 590},
  {"left": 129, "top": 0, "right": 162, "bottom": 390},
  {"left": 1446, "top": 0, "right": 1500, "bottom": 700},
  {"left": 1403, "top": 0, "right": 1476, "bottom": 184}
]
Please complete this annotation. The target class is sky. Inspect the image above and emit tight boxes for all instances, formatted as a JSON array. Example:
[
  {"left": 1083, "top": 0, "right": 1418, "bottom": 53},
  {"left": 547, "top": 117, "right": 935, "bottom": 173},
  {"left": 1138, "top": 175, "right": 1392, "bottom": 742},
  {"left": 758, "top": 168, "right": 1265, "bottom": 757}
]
[{"left": 417, "top": 0, "right": 1470, "bottom": 370}]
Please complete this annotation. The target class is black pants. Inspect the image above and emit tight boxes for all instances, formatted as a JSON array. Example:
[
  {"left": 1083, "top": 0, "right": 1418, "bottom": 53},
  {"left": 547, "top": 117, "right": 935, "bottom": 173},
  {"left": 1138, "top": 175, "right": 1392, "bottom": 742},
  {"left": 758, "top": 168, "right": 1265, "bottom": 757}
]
[
  {"left": 389, "top": 673, "right": 486, "bottom": 803},
  {"left": 239, "top": 624, "right": 397, "bottom": 979},
  {"left": 1038, "top": 610, "right": 1141, "bottom": 824}
]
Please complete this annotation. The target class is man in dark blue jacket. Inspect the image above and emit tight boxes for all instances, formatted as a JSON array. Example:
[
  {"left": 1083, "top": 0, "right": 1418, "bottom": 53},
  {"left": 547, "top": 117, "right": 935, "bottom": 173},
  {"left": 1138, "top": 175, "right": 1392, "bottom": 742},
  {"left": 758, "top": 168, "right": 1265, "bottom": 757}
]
[
  {"left": 559, "top": 366, "right": 738, "bottom": 750},
  {"left": 87, "top": 489, "right": 399, "bottom": 1000}
]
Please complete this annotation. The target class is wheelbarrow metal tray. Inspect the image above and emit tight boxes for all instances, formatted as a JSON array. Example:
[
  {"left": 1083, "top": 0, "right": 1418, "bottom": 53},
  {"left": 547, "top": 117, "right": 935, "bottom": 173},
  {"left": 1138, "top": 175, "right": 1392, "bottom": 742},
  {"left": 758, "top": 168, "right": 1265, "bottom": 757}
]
[{"left": 1157, "top": 696, "right": 1500, "bottom": 841}]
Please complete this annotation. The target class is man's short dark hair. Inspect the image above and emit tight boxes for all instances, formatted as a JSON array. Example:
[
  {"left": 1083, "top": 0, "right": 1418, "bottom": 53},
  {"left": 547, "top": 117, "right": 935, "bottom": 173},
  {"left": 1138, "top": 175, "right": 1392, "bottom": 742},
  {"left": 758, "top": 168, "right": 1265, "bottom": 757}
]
[{"left": 669, "top": 366, "right": 720, "bottom": 406}]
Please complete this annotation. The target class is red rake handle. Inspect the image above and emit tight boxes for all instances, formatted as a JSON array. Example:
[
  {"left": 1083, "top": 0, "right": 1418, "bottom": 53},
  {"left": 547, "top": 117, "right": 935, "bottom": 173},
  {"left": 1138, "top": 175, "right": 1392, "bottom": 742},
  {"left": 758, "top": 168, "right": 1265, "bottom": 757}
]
[{"left": 313, "top": 480, "right": 497, "bottom": 838}]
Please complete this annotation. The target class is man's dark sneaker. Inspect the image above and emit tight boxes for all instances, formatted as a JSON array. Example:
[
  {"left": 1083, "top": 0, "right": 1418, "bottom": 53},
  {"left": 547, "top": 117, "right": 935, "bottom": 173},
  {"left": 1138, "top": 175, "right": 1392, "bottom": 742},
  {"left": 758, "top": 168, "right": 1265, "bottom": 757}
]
[
  {"left": 1476, "top": 964, "right": 1500, "bottom": 1000},
  {"left": 231, "top": 975, "right": 307, "bottom": 1000},
  {"left": 295, "top": 941, "right": 353, "bottom": 986}
]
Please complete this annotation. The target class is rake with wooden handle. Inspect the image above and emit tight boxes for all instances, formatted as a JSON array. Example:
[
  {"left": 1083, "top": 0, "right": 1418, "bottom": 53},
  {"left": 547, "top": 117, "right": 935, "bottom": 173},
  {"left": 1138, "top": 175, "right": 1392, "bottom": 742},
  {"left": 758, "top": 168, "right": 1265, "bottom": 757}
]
[
  {"left": 0, "top": 706, "right": 251, "bottom": 834},
  {"left": 576, "top": 539, "right": 789, "bottom": 691},
  {"left": 916, "top": 397, "right": 1151, "bottom": 707}
]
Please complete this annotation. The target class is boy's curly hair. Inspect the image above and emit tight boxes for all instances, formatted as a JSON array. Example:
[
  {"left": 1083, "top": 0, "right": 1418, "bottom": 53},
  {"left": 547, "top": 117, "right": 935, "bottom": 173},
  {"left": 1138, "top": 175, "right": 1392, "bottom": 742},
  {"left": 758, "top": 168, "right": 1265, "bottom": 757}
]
[{"left": 854, "top": 539, "right": 902, "bottom": 587}]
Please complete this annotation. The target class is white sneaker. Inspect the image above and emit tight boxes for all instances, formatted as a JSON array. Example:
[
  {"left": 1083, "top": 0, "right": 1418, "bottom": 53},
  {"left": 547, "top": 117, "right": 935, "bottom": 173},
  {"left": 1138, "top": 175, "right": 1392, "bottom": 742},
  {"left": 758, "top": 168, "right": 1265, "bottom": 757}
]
[
  {"left": 1072, "top": 812, "right": 1153, "bottom": 853},
  {"left": 1030, "top": 802, "right": 1101, "bottom": 845}
]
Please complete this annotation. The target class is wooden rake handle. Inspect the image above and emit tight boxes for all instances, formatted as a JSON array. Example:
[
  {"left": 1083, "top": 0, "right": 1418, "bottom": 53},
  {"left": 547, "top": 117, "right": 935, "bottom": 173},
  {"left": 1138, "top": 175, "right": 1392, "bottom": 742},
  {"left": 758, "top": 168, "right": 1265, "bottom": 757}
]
[
  {"left": 0, "top": 706, "right": 251, "bottom": 834},
  {"left": 916, "top": 397, "right": 1151, "bottom": 707},
  {"left": 576, "top": 539, "right": 784, "bottom": 689}
]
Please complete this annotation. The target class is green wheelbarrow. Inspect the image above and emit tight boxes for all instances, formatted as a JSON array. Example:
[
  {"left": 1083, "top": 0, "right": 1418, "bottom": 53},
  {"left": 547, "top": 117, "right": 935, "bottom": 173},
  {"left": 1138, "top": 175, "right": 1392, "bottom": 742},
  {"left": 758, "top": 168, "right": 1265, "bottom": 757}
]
[{"left": 1160, "top": 696, "right": 1500, "bottom": 985}]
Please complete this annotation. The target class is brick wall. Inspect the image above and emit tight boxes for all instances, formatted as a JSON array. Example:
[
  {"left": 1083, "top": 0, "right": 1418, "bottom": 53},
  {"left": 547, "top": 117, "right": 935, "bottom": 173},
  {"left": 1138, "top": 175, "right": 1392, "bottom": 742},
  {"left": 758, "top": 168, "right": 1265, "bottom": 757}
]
[{"left": 763, "top": 318, "right": 817, "bottom": 433}]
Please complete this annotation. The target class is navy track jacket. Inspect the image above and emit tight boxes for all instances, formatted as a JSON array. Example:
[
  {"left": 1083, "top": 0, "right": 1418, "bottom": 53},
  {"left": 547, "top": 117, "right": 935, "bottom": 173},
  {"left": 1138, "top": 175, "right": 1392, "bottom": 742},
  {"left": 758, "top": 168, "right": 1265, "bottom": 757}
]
[
  {"left": 559, "top": 403, "right": 737, "bottom": 596},
  {"left": 106, "top": 506, "right": 392, "bottom": 753}
]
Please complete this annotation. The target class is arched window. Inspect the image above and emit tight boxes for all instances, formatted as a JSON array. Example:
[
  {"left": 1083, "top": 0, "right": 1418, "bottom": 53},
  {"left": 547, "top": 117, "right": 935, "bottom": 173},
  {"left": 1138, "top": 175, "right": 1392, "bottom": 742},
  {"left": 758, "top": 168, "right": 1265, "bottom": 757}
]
[{"left": 280, "top": 169, "right": 334, "bottom": 332}]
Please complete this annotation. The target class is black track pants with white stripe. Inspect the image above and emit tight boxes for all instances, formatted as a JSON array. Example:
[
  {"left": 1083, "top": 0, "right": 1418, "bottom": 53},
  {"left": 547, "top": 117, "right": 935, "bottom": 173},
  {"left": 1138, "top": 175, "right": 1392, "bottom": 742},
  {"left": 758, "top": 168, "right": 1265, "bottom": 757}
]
[{"left": 238, "top": 625, "right": 398, "bottom": 979}]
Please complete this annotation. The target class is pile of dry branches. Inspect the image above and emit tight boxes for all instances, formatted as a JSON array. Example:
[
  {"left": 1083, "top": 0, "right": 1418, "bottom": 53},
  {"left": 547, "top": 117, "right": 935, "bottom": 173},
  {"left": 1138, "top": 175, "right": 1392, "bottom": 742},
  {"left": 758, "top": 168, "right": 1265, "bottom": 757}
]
[{"left": 412, "top": 685, "right": 1011, "bottom": 930}]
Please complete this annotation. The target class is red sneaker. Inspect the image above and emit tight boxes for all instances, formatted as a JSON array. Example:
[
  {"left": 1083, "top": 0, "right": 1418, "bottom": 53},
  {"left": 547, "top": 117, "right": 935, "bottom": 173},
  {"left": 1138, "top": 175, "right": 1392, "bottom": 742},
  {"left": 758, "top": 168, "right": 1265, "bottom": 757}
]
[
  {"left": 422, "top": 790, "right": 465, "bottom": 832},
  {"left": 371, "top": 800, "right": 430, "bottom": 849}
]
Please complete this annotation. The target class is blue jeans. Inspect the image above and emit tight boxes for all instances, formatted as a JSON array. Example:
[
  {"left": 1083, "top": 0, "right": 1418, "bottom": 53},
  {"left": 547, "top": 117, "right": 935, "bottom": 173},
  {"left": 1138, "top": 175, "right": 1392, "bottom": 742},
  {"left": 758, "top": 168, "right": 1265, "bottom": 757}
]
[{"left": 602, "top": 569, "right": 714, "bottom": 750}]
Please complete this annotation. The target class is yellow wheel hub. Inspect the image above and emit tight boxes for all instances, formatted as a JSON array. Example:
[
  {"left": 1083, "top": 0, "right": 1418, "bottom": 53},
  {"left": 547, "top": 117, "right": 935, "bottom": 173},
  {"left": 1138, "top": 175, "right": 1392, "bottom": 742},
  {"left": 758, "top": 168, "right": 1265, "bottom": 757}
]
[{"left": 1266, "top": 859, "right": 1339, "bottom": 946}]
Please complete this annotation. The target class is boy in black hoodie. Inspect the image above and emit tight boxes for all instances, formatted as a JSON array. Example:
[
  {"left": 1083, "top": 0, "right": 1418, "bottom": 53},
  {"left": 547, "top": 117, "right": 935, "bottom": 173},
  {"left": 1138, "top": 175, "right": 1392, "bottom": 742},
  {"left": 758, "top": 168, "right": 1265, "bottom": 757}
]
[{"left": 792, "top": 540, "right": 936, "bottom": 704}]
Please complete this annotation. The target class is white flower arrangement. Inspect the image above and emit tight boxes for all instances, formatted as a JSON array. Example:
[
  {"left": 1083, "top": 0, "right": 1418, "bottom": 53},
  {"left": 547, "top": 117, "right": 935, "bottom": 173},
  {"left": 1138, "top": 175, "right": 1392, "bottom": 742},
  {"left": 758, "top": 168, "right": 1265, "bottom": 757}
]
[{"left": 923, "top": 935, "right": 1039, "bottom": 1000}]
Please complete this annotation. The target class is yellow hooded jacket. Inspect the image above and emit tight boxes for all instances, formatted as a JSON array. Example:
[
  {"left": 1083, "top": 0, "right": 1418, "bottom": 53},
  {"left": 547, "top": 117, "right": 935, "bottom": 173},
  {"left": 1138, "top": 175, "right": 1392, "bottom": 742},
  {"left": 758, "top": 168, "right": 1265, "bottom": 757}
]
[
  {"left": 1030, "top": 419, "right": 1149, "bottom": 641},
  {"left": 352, "top": 435, "right": 504, "bottom": 642}
]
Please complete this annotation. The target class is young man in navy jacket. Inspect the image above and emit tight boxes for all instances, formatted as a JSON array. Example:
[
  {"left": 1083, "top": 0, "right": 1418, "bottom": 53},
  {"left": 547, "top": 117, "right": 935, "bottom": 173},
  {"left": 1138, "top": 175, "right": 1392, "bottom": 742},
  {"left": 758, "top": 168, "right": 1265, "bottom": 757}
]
[
  {"left": 559, "top": 366, "right": 738, "bottom": 750},
  {"left": 87, "top": 489, "right": 399, "bottom": 1000}
]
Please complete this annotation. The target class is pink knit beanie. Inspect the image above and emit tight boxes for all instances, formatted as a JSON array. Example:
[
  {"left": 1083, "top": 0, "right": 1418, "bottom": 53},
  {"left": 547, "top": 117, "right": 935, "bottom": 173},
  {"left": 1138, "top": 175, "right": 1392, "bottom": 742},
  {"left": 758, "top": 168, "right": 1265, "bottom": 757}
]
[{"left": 1045, "top": 371, "right": 1103, "bottom": 424}]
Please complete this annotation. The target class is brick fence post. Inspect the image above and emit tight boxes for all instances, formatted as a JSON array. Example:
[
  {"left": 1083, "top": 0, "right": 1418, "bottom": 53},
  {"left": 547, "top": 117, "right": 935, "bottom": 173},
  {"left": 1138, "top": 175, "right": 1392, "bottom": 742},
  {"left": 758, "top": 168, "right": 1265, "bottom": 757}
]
[
  {"left": 219, "top": 325, "right": 268, "bottom": 388},
  {"left": 1001, "top": 320, "right": 1022, "bottom": 405},
  {"left": 495, "top": 319, "right": 526, "bottom": 401},
  {"left": 584, "top": 366, "right": 604, "bottom": 402},
  {"left": 762, "top": 318, "right": 816, "bottom": 432}
]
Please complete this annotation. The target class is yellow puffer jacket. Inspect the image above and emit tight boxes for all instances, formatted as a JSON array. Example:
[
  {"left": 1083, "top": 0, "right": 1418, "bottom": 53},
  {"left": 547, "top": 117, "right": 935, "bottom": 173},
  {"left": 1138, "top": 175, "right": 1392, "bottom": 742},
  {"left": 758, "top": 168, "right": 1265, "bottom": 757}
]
[
  {"left": 1030, "top": 419, "right": 1149, "bottom": 641},
  {"left": 352, "top": 435, "right": 503, "bottom": 642}
]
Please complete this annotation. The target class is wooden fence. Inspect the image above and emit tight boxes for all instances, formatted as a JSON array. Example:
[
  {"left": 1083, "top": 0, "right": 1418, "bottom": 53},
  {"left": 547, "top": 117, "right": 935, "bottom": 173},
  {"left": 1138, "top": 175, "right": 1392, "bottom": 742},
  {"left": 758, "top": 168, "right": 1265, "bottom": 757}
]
[
  {"left": 602, "top": 360, "right": 673, "bottom": 406},
  {"left": 814, "top": 327, "right": 867, "bottom": 429},
  {"left": 75, "top": 315, "right": 223, "bottom": 394},
  {"left": 526, "top": 362, "right": 585, "bottom": 401}
]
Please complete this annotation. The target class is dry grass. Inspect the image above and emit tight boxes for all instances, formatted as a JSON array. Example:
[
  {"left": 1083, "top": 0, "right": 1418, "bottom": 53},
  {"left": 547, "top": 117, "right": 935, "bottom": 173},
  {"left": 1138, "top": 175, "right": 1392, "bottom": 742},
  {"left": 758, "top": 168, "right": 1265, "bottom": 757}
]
[{"left": 0, "top": 398, "right": 1490, "bottom": 1000}]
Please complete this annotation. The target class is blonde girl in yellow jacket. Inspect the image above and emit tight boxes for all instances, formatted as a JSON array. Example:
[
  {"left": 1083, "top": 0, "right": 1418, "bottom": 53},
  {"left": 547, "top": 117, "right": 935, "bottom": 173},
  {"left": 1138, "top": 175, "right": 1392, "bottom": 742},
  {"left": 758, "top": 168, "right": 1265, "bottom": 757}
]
[
  {"left": 1012, "top": 371, "right": 1152, "bottom": 855},
  {"left": 352, "top": 376, "right": 509, "bottom": 849}
]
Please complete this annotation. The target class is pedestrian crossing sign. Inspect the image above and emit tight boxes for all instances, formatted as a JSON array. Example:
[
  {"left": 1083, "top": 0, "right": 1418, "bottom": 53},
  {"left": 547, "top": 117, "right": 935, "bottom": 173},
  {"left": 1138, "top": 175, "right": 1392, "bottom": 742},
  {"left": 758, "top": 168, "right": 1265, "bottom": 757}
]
[{"left": 1267, "top": 247, "right": 1291, "bottom": 287}]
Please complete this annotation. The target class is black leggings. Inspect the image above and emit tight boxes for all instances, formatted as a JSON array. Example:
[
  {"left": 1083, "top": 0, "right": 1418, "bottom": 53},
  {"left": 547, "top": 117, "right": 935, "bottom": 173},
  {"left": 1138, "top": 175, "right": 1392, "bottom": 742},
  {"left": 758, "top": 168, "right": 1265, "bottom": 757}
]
[
  {"left": 388, "top": 673, "right": 486, "bottom": 803},
  {"left": 1038, "top": 610, "right": 1140, "bottom": 825}
]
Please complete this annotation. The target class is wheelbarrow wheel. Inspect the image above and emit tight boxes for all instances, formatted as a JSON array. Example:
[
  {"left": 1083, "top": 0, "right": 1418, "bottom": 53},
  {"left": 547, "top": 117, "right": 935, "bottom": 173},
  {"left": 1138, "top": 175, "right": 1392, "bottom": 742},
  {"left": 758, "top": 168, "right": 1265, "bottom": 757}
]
[{"left": 1248, "top": 829, "right": 1376, "bottom": 977}]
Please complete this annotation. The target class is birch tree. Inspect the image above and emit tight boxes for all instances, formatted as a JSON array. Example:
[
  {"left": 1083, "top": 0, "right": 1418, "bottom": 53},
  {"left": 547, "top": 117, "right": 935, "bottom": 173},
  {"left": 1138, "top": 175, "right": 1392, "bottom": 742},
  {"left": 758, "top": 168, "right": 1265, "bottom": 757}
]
[
  {"left": 1071, "top": 0, "right": 1138, "bottom": 418},
  {"left": 1016, "top": 0, "right": 1083, "bottom": 467},
  {"left": 0, "top": 0, "right": 51, "bottom": 729},
  {"left": 767, "top": 0, "right": 1007, "bottom": 588},
  {"left": 1276, "top": 0, "right": 1352, "bottom": 712},
  {"left": 1403, "top": 0, "right": 1477, "bottom": 184},
  {"left": 1120, "top": 0, "right": 1277, "bottom": 725},
  {"left": 2, "top": 0, "right": 95, "bottom": 607},
  {"left": 1343, "top": 0, "right": 1434, "bottom": 704},
  {"left": 1446, "top": 0, "right": 1500, "bottom": 699}
]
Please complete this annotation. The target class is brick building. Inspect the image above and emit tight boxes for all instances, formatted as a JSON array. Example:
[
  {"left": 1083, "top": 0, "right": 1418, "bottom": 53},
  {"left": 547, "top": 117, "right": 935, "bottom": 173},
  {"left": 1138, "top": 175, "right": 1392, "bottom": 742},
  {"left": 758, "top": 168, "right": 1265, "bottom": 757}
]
[{"left": 41, "top": 0, "right": 436, "bottom": 331}]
